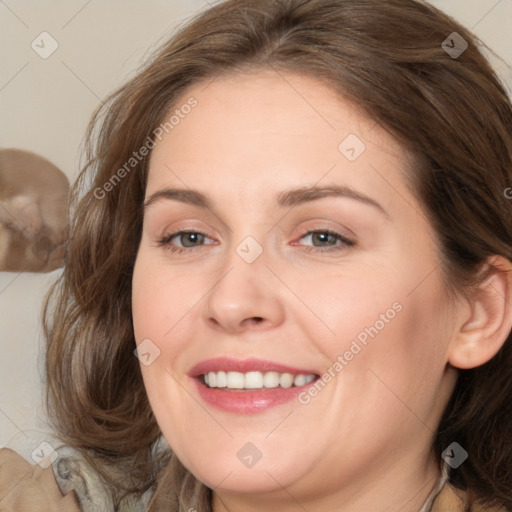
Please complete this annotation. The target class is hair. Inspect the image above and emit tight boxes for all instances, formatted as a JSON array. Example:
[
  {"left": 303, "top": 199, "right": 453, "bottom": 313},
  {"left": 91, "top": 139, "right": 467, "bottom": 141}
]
[{"left": 42, "top": 0, "right": 512, "bottom": 510}]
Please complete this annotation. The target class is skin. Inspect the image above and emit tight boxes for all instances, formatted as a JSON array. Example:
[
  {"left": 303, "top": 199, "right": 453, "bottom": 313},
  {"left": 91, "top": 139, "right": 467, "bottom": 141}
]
[{"left": 131, "top": 69, "right": 512, "bottom": 512}]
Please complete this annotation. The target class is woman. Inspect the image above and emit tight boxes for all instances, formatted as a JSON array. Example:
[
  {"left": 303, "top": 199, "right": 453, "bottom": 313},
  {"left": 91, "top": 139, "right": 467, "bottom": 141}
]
[{"left": 1, "top": 0, "right": 511, "bottom": 510}]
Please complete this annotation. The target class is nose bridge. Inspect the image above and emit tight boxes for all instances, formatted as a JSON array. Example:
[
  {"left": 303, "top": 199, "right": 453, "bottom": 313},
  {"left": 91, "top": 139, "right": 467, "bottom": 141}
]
[{"left": 203, "top": 234, "right": 285, "bottom": 333}]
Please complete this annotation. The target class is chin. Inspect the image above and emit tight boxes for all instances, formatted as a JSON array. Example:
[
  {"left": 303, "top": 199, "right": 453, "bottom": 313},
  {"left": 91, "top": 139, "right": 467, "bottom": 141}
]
[
  {"left": 194, "top": 464, "right": 294, "bottom": 494},
  {"left": 171, "top": 441, "right": 304, "bottom": 495}
]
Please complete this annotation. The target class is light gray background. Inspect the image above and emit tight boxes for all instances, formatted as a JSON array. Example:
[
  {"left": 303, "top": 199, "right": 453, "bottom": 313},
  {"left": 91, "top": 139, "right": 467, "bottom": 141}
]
[{"left": 1, "top": 0, "right": 511, "bottom": 458}]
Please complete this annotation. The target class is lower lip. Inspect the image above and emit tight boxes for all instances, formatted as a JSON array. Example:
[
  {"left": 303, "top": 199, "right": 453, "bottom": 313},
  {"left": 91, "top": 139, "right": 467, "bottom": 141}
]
[{"left": 192, "top": 377, "right": 316, "bottom": 414}]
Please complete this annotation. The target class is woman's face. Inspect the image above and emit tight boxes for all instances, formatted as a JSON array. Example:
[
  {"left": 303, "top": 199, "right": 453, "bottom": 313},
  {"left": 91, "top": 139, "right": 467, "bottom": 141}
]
[{"left": 132, "top": 70, "right": 459, "bottom": 506}]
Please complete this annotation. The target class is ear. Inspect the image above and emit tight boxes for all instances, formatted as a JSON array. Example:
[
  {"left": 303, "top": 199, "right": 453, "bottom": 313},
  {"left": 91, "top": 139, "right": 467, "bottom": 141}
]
[{"left": 448, "top": 255, "right": 512, "bottom": 369}]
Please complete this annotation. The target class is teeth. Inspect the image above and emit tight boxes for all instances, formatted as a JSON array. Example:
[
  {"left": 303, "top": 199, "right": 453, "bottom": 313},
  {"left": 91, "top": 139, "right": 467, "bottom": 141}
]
[
  {"left": 216, "top": 371, "right": 227, "bottom": 387},
  {"left": 263, "top": 371, "right": 280, "bottom": 388},
  {"left": 293, "top": 374, "right": 306, "bottom": 387},
  {"left": 203, "top": 371, "right": 316, "bottom": 389},
  {"left": 304, "top": 374, "right": 315, "bottom": 384},
  {"left": 280, "top": 373, "right": 294, "bottom": 388},
  {"left": 245, "top": 371, "right": 263, "bottom": 389}
]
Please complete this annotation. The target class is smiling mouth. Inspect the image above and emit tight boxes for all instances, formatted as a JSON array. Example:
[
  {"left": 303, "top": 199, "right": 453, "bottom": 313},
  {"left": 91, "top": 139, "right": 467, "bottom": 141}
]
[{"left": 199, "top": 370, "right": 318, "bottom": 391}]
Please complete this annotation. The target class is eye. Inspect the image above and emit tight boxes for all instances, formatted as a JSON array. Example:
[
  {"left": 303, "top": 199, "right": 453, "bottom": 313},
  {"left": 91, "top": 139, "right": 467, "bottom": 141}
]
[
  {"left": 157, "top": 228, "right": 355, "bottom": 255},
  {"left": 157, "top": 230, "right": 216, "bottom": 254},
  {"left": 293, "top": 229, "right": 355, "bottom": 253}
]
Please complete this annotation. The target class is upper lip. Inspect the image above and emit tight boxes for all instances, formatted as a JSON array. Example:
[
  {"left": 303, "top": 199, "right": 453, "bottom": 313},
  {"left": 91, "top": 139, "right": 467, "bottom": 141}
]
[{"left": 188, "top": 357, "right": 319, "bottom": 378}]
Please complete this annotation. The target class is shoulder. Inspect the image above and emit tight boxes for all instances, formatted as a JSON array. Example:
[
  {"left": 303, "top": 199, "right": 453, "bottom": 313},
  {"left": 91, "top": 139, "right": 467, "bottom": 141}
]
[
  {"left": 52, "top": 445, "right": 152, "bottom": 511},
  {"left": 433, "top": 482, "right": 509, "bottom": 512},
  {"left": 0, "top": 447, "right": 81, "bottom": 511},
  {"left": 1, "top": 445, "right": 153, "bottom": 512}
]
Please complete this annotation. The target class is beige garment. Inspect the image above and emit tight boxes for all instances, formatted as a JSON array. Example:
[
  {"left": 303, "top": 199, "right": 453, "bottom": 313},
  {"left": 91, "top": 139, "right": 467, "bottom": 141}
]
[
  {"left": 0, "top": 448, "right": 80, "bottom": 511},
  {"left": 0, "top": 447, "right": 508, "bottom": 512},
  {"left": 433, "top": 484, "right": 508, "bottom": 511}
]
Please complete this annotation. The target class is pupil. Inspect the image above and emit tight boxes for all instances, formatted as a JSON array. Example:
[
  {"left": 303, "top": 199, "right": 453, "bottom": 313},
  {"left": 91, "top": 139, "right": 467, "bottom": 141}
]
[
  {"left": 313, "top": 232, "right": 332, "bottom": 245},
  {"left": 183, "top": 233, "right": 203, "bottom": 247}
]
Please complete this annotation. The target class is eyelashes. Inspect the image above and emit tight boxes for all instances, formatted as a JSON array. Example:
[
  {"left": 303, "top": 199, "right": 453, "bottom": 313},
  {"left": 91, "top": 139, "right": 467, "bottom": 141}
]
[
  {"left": 156, "top": 229, "right": 355, "bottom": 255},
  {"left": 157, "top": 230, "right": 212, "bottom": 254}
]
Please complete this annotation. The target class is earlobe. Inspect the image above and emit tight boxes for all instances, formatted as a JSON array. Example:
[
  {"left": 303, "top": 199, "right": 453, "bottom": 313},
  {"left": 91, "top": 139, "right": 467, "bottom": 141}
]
[{"left": 448, "top": 255, "right": 512, "bottom": 370}]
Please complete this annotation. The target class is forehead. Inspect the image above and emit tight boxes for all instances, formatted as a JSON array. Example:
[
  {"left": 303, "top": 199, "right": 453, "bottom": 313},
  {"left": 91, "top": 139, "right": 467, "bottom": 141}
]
[{"left": 146, "top": 69, "right": 415, "bottom": 215}]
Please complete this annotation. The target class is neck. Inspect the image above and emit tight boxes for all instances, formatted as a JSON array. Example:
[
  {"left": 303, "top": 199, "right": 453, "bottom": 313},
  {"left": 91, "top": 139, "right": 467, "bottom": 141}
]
[{"left": 212, "top": 452, "right": 442, "bottom": 512}]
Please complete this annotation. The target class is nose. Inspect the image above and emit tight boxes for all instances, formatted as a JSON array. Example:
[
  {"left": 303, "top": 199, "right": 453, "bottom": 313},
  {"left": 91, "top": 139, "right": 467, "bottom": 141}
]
[{"left": 203, "top": 250, "right": 286, "bottom": 335}]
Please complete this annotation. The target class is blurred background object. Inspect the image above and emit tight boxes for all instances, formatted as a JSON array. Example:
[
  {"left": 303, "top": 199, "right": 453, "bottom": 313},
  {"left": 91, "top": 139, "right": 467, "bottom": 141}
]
[{"left": 0, "top": 148, "right": 69, "bottom": 273}]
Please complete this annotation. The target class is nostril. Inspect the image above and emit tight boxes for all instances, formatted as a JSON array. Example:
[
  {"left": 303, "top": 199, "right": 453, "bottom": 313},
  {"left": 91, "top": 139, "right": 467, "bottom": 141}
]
[{"left": 240, "top": 317, "right": 265, "bottom": 328}]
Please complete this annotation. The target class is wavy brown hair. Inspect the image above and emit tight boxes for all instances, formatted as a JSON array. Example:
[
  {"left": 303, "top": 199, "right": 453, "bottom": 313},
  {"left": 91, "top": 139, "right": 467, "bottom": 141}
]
[{"left": 43, "top": 0, "right": 512, "bottom": 510}]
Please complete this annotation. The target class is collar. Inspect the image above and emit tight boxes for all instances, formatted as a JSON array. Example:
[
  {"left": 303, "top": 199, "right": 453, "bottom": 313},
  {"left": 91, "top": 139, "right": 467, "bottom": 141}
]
[
  {"left": 52, "top": 446, "right": 153, "bottom": 512},
  {"left": 418, "top": 460, "right": 451, "bottom": 512},
  {"left": 54, "top": 446, "right": 502, "bottom": 512}
]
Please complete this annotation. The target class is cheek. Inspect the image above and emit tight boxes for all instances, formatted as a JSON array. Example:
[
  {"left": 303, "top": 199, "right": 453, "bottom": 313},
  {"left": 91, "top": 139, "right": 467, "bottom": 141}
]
[
  {"left": 132, "top": 252, "right": 199, "bottom": 344},
  {"left": 293, "top": 258, "right": 449, "bottom": 400},
  {"left": 285, "top": 262, "right": 402, "bottom": 356},
  {"left": 131, "top": 252, "right": 209, "bottom": 403},
  {"left": 333, "top": 275, "right": 450, "bottom": 431},
  {"left": 132, "top": 256, "right": 199, "bottom": 446}
]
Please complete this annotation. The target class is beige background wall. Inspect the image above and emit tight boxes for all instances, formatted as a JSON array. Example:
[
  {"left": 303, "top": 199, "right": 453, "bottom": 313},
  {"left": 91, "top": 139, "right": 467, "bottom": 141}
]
[{"left": 1, "top": 0, "right": 511, "bottom": 459}]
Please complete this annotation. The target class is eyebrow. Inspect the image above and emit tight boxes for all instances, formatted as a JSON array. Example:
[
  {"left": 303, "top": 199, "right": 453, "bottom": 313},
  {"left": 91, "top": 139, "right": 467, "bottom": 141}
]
[{"left": 143, "top": 185, "right": 391, "bottom": 219}]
